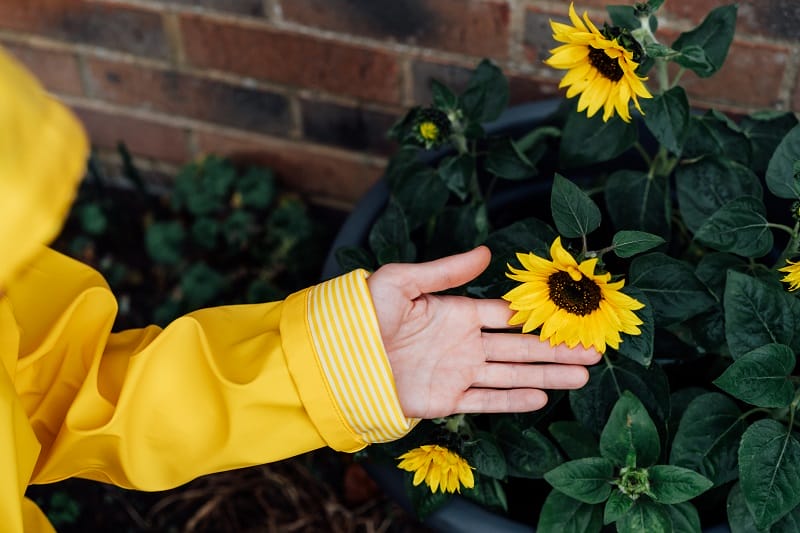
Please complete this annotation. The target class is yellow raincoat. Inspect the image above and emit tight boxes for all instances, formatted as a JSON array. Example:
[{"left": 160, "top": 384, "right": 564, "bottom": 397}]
[{"left": 0, "top": 49, "right": 413, "bottom": 531}]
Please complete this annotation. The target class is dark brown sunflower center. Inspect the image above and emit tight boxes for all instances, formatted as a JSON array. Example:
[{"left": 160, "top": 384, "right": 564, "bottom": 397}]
[
  {"left": 588, "top": 47, "right": 624, "bottom": 82},
  {"left": 548, "top": 271, "right": 602, "bottom": 316}
]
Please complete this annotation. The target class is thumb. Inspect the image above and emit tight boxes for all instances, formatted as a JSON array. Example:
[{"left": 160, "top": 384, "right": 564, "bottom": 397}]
[{"left": 401, "top": 246, "right": 491, "bottom": 297}]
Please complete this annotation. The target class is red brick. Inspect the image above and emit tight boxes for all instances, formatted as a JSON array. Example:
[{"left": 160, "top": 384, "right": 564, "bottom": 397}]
[
  {"left": 2, "top": 42, "right": 83, "bottom": 96},
  {"left": 142, "top": 0, "right": 264, "bottom": 16},
  {"left": 0, "top": 0, "right": 169, "bottom": 59},
  {"left": 195, "top": 131, "right": 385, "bottom": 206},
  {"left": 281, "top": 0, "right": 510, "bottom": 58},
  {"left": 792, "top": 70, "right": 800, "bottom": 113},
  {"left": 661, "top": 33, "right": 788, "bottom": 110},
  {"left": 73, "top": 105, "right": 190, "bottom": 164},
  {"left": 300, "top": 99, "right": 399, "bottom": 155},
  {"left": 508, "top": 74, "right": 559, "bottom": 106},
  {"left": 85, "top": 57, "right": 291, "bottom": 135},
  {"left": 661, "top": 0, "right": 799, "bottom": 41},
  {"left": 524, "top": 6, "right": 560, "bottom": 65},
  {"left": 180, "top": 14, "right": 402, "bottom": 104}
]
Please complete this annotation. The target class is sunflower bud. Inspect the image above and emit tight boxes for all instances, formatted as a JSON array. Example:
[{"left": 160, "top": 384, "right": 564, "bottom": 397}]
[
  {"left": 413, "top": 108, "right": 452, "bottom": 149},
  {"left": 616, "top": 466, "right": 652, "bottom": 500}
]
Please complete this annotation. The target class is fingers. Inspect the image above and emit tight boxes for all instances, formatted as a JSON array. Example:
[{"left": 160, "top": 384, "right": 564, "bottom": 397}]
[
  {"left": 457, "top": 388, "right": 549, "bottom": 413},
  {"left": 482, "top": 332, "right": 601, "bottom": 365},
  {"left": 375, "top": 246, "right": 491, "bottom": 299},
  {"left": 473, "top": 362, "right": 589, "bottom": 390}
]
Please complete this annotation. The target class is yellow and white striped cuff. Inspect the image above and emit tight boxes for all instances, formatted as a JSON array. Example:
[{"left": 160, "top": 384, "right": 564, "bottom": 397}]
[{"left": 307, "top": 269, "right": 414, "bottom": 443}]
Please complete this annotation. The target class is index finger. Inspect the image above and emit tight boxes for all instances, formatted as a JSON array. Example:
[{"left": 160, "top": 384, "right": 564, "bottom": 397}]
[{"left": 482, "top": 331, "right": 601, "bottom": 365}]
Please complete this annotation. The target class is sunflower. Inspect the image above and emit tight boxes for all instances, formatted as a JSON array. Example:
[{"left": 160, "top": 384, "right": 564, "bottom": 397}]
[
  {"left": 545, "top": 3, "right": 652, "bottom": 122},
  {"left": 502, "top": 237, "right": 644, "bottom": 353},
  {"left": 396, "top": 445, "right": 475, "bottom": 494},
  {"left": 412, "top": 108, "right": 451, "bottom": 149},
  {"left": 779, "top": 259, "right": 800, "bottom": 291}
]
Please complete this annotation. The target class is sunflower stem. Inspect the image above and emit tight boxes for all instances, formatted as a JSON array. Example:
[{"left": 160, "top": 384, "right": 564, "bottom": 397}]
[
  {"left": 633, "top": 142, "right": 653, "bottom": 168},
  {"left": 772, "top": 220, "right": 800, "bottom": 270}
]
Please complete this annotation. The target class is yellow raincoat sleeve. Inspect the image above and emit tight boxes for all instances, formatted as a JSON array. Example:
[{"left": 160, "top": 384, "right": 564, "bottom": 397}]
[{"left": 0, "top": 47, "right": 415, "bottom": 532}]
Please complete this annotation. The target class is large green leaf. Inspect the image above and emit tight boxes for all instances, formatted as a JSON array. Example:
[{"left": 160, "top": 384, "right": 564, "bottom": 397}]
[
  {"left": 683, "top": 112, "right": 752, "bottom": 164},
  {"left": 739, "top": 419, "right": 800, "bottom": 529},
  {"left": 740, "top": 111, "right": 799, "bottom": 174},
  {"left": 669, "top": 392, "right": 746, "bottom": 487},
  {"left": 724, "top": 271, "right": 799, "bottom": 359},
  {"left": 605, "top": 170, "right": 670, "bottom": 238},
  {"left": 640, "top": 87, "right": 690, "bottom": 155},
  {"left": 647, "top": 465, "right": 713, "bottom": 505},
  {"left": 461, "top": 430, "right": 508, "bottom": 480},
  {"left": 550, "top": 173, "right": 602, "bottom": 238},
  {"left": 612, "top": 231, "right": 665, "bottom": 258},
  {"left": 714, "top": 343, "right": 796, "bottom": 408},
  {"left": 616, "top": 288, "right": 654, "bottom": 367},
  {"left": 544, "top": 457, "right": 615, "bottom": 504},
  {"left": 560, "top": 109, "right": 637, "bottom": 167},
  {"left": 616, "top": 499, "right": 672, "bottom": 532},
  {"left": 694, "top": 196, "right": 773, "bottom": 258},
  {"left": 570, "top": 357, "right": 670, "bottom": 436},
  {"left": 604, "top": 489, "right": 634, "bottom": 525},
  {"left": 695, "top": 252, "right": 748, "bottom": 301},
  {"left": 494, "top": 419, "right": 563, "bottom": 479},
  {"left": 550, "top": 421, "right": 600, "bottom": 460},
  {"left": 671, "top": 5, "right": 737, "bottom": 78},
  {"left": 600, "top": 391, "right": 661, "bottom": 467},
  {"left": 484, "top": 137, "right": 536, "bottom": 180},
  {"left": 675, "top": 156, "right": 763, "bottom": 234},
  {"left": 537, "top": 490, "right": 603, "bottom": 533},
  {"left": 666, "top": 502, "right": 702, "bottom": 533},
  {"left": 726, "top": 483, "right": 760, "bottom": 533},
  {"left": 459, "top": 59, "right": 509, "bottom": 123},
  {"left": 629, "top": 253, "right": 715, "bottom": 326},
  {"left": 765, "top": 123, "right": 800, "bottom": 199},
  {"left": 393, "top": 167, "right": 450, "bottom": 229},
  {"left": 437, "top": 154, "right": 474, "bottom": 201},
  {"left": 368, "top": 199, "right": 416, "bottom": 264}
]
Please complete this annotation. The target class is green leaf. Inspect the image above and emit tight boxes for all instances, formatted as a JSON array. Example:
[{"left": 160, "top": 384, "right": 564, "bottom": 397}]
[
  {"left": 616, "top": 499, "right": 672, "bottom": 532},
  {"left": 463, "top": 475, "right": 508, "bottom": 512},
  {"left": 665, "top": 502, "right": 702, "bottom": 533},
  {"left": 461, "top": 431, "right": 508, "bottom": 480},
  {"left": 612, "top": 231, "right": 665, "bottom": 258},
  {"left": 671, "top": 5, "right": 737, "bottom": 77},
  {"left": 629, "top": 253, "right": 715, "bottom": 326},
  {"left": 335, "top": 245, "right": 375, "bottom": 273},
  {"left": 459, "top": 59, "right": 509, "bottom": 123},
  {"left": 605, "top": 170, "right": 670, "bottom": 238},
  {"left": 537, "top": 490, "right": 604, "bottom": 533},
  {"left": 713, "top": 343, "right": 796, "bottom": 408},
  {"left": 145, "top": 220, "right": 185, "bottom": 265},
  {"left": 179, "top": 262, "right": 224, "bottom": 310},
  {"left": 559, "top": 109, "right": 637, "bottom": 167},
  {"left": 407, "top": 478, "right": 450, "bottom": 519},
  {"left": 695, "top": 252, "right": 747, "bottom": 301},
  {"left": 673, "top": 44, "right": 715, "bottom": 75},
  {"left": 694, "top": 196, "right": 773, "bottom": 258},
  {"left": 544, "top": 457, "right": 615, "bottom": 504},
  {"left": 484, "top": 137, "right": 536, "bottom": 180},
  {"left": 550, "top": 421, "right": 600, "bottom": 460},
  {"left": 570, "top": 357, "right": 670, "bottom": 436},
  {"left": 599, "top": 391, "right": 661, "bottom": 467},
  {"left": 431, "top": 79, "right": 458, "bottom": 110},
  {"left": 437, "top": 154, "right": 474, "bottom": 201},
  {"left": 235, "top": 166, "right": 275, "bottom": 209},
  {"left": 766, "top": 123, "right": 800, "bottom": 199},
  {"left": 669, "top": 392, "right": 746, "bottom": 487},
  {"left": 675, "top": 156, "right": 763, "bottom": 234},
  {"left": 495, "top": 419, "right": 563, "bottom": 479},
  {"left": 648, "top": 465, "right": 713, "bottom": 504},
  {"left": 740, "top": 111, "right": 799, "bottom": 174},
  {"left": 393, "top": 168, "right": 450, "bottom": 229},
  {"left": 616, "top": 287, "right": 654, "bottom": 368},
  {"left": 607, "top": 5, "right": 639, "bottom": 30},
  {"left": 739, "top": 419, "right": 800, "bottom": 529},
  {"left": 604, "top": 489, "right": 634, "bottom": 525},
  {"left": 368, "top": 199, "right": 416, "bottom": 264},
  {"left": 640, "top": 87, "right": 690, "bottom": 155},
  {"left": 724, "top": 270, "right": 798, "bottom": 359},
  {"left": 726, "top": 483, "right": 762, "bottom": 533},
  {"left": 550, "top": 173, "right": 602, "bottom": 238},
  {"left": 683, "top": 112, "right": 752, "bottom": 164}
]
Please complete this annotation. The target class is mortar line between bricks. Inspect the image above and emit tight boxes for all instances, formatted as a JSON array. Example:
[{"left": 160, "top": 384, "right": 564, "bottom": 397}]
[
  {"left": 59, "top": 94, "right": 390, "bottom": 167},
  {"left": 778, "top": 44, "right": 800, "bottom": 110},
  {"left": 507, "top": 0, "right": 526, "bottom": 67}
]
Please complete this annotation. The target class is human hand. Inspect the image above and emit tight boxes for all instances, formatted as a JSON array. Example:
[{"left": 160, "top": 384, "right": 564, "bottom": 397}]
[{"left": 367, "top": 246, "right": 601, "bottom": 419}]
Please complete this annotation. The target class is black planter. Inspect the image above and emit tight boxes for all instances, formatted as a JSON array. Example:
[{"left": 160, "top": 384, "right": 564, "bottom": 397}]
[{"left": 321, "top": 99, "right": 734, "bottom": 533}]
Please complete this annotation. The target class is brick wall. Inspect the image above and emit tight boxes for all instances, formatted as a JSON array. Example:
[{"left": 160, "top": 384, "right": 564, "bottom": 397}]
[{"left": 2, "top": 0, "right": 799, "bottom": 209}]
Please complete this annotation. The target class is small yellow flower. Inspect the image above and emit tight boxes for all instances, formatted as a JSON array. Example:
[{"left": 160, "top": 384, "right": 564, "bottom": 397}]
[
  {"left": 397, "top": 445, "right": 475, "bottom": 494},
  {"left": 545, "top": 3, "right": 652, "bottom": 122},
  {"left": 779, "top": 259, "right": 800, "bottom": 291},
  {"left": 419, "top": 121, "right": 440, "bottom": 143},
  {"left": 503, "top": 237, "right": 644, "bottom": 353},
  {"left": 412, "top": 108, "right": 451, "bottom": 149}
]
